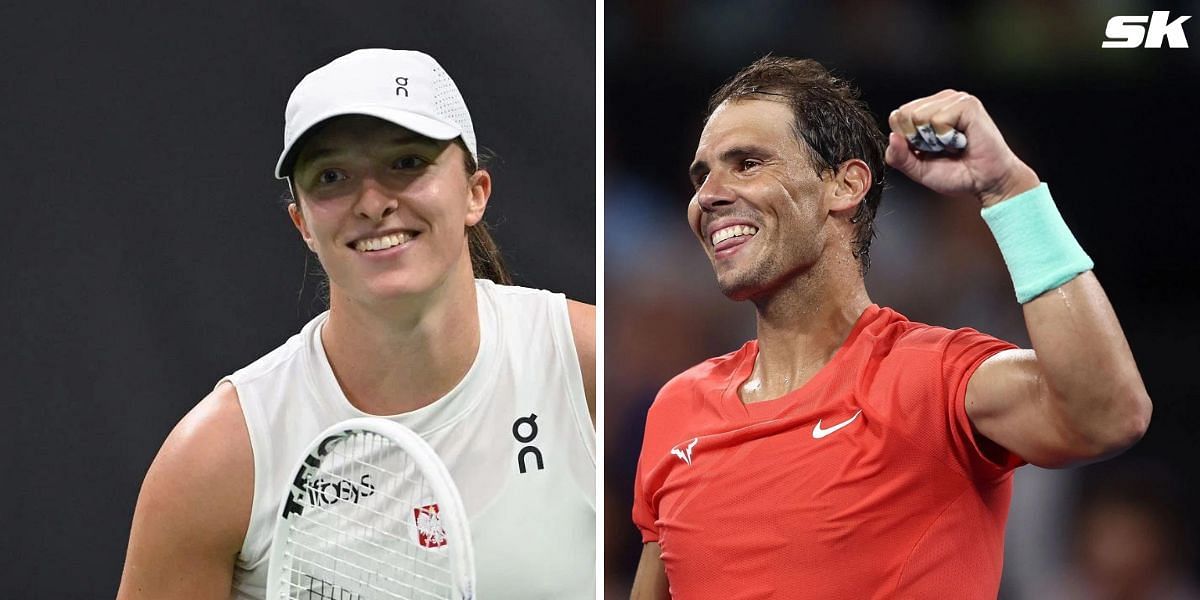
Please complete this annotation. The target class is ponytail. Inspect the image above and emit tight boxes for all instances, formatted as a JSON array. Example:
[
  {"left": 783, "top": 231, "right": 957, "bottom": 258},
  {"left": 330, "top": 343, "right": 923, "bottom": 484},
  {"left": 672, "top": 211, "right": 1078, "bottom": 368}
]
[
  {"left": 462, "top": 144, "right": 511, "bottom": 285},
  {"left": 467, "top": 221, "right": 511, "bottom": 284}
]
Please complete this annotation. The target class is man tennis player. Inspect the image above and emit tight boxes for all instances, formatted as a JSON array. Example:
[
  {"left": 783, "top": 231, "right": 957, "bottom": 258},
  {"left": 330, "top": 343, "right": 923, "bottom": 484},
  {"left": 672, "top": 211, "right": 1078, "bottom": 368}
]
[{"left": 630, "top": 56, "right": 1151, "bottom": 599}]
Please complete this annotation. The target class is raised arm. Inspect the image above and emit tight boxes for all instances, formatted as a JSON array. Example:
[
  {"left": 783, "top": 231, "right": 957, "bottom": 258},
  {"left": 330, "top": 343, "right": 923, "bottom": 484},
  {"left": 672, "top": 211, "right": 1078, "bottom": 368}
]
[
  {"left": 886, "top": 91, "right": 1151, "bottom": 467},
  {"left": 116, "top": 382, "right": 253, "bottom": 599}
]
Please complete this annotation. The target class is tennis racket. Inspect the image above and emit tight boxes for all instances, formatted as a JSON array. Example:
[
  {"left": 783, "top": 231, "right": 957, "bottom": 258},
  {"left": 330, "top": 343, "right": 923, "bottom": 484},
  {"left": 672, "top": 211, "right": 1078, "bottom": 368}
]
[{"left": 265, "top": 417, "right": 475, "bottom": 599}]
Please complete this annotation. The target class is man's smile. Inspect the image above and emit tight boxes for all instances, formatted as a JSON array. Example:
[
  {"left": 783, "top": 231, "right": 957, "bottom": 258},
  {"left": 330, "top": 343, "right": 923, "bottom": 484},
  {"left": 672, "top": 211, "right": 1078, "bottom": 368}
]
[{"left": 711, "top": 224, "right": 758, "bottom": 248}]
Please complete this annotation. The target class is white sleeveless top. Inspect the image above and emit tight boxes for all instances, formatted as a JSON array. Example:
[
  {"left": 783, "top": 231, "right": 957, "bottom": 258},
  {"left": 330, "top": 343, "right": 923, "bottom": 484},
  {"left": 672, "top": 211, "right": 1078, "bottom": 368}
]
[{"left": 223, "top": 280, "right": 596, "bottom": 599}]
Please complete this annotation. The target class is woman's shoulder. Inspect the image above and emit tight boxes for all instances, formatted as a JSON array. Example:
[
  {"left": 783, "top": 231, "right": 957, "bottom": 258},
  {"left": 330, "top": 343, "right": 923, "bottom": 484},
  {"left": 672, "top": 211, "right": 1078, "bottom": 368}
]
[
  {"left": 133, "top": 382, "right": 253, "bottom": 556},
  {"left": 225, "top": 312, "right": 328, "bottom": 385},
  {"left": 476, "top": 278, "right": 558, "bottom": 299},
  {"left": 477, "top": 279, "right": 595, "bottom": 418},
  {"left": 475, "top": 279, "right": 595, "bottom": 312},
  {"left": 160, "top": 383, "right": 253, "bottom": 497},
  {"left": 118, "top": 382, "right": 253, "bottom": 596},
  {"left": 476, "top": 279, "right": 566, "bottom": 318}
]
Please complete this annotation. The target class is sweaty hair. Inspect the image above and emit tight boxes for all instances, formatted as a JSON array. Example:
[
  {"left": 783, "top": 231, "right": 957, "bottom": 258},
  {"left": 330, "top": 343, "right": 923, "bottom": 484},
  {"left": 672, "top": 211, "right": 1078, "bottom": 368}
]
[{"left": 707, "top": 55, "right": 887, "bottom": 273}]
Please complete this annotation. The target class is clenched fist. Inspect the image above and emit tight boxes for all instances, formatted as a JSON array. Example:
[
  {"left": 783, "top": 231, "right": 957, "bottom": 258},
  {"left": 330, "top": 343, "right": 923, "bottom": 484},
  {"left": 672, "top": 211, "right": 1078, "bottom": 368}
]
[{"left": 886, "top": 90, "right": 1040, "bottom": 207}]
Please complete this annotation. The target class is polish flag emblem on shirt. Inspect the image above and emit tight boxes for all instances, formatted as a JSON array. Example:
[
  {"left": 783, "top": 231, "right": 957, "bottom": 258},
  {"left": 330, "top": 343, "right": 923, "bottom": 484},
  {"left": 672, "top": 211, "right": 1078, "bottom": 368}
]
[{"left": 413, "top": 504, "right": 448, "bottom": 548}]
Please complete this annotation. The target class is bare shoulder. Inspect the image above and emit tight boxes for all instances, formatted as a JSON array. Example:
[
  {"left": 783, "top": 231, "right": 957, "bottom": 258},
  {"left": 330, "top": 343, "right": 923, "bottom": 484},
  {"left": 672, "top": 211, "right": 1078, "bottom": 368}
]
[
  {"left": 566, "top": 300, "right": 596, "bottom": 423},
  {"left": 149, "top": 382, "right": 254, "bottom": 514},
  {"left": 566, "top": 300, "right": 595, "bottom": 355},
  {"left": 117, "top": 382, "right": 253, "bottom": 598}
]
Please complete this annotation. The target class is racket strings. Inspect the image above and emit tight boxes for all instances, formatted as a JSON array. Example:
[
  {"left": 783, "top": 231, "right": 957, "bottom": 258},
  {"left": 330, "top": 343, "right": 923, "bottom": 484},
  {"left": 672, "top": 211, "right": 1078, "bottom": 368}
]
[
  {"left": 286, "top": 518, "right": 453, "bottom": 578},
  {"left": 279, "top": 431, "right": 459, "bottom": 599},
  {"left": 299, "top": 433, "right": 455, "bottom": 553},
  {"left": 283, "top": 433, "right": 447, "bottom": 598},
  {"left": 283, "top": 552, "right": 450, "bottom": 599},
  {"left": 285, "top": 507, "right": 455, "bottom": 586},
  {"left": 293, "top": 469, "right": 452, "bottom": 544},
  {"left": 279, "top": 572, "right": 445, "bottom": 600}
]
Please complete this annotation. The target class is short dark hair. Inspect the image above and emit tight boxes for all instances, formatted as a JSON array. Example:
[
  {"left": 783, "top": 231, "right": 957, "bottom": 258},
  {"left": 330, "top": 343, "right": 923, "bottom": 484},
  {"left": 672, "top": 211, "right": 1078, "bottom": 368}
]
[{"left": 707, "top": 55, "right": 887, "bottom": 273}]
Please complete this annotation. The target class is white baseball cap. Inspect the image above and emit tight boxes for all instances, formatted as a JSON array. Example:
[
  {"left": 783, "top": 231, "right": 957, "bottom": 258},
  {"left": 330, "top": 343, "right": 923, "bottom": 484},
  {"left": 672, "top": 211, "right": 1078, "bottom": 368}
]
[{"left": 275, "top": 48, "right": 477, "bottom": 178}]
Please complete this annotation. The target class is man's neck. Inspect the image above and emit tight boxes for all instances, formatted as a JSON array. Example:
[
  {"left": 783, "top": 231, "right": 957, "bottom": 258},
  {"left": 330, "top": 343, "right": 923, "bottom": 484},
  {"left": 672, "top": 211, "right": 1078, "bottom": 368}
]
[{"left": 742, "top": 260, "right": 871, "bottom": 404}]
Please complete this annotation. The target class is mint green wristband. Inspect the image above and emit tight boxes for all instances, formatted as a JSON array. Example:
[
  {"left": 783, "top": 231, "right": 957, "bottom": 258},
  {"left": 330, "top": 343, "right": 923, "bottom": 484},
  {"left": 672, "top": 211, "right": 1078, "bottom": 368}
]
[{"left": 980, "top": 183, "right": 1093, "bottom": 304}]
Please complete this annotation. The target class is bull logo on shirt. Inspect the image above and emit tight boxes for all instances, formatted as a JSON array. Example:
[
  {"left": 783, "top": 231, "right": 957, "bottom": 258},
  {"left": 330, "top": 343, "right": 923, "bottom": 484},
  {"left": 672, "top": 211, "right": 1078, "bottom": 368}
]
[{"left": 671, "top": 438, "right": 699, "bottom": 465}]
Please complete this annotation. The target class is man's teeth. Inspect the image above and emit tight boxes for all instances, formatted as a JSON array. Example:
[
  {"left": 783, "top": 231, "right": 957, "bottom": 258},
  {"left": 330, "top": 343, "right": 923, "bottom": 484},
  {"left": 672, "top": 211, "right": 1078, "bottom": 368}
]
[
  {"left": 711, "top": 225, "right": 759, "bottom": 246},
  {"left": 355, "top": 232, "right": 412, "bottom": 252}
]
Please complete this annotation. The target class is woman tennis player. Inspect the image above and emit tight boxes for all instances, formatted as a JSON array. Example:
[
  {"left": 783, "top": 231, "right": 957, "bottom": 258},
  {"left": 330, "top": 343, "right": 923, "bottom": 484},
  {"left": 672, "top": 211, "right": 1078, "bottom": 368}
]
[{"left": 117, "top": 49, "right": 596, "bottom": 599}]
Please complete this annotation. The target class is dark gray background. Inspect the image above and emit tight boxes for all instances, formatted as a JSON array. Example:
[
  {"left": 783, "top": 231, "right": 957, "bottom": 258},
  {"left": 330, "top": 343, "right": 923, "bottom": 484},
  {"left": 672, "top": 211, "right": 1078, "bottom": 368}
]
[{"left": 1, "top": 3, "right": 593, "bottom": 596}]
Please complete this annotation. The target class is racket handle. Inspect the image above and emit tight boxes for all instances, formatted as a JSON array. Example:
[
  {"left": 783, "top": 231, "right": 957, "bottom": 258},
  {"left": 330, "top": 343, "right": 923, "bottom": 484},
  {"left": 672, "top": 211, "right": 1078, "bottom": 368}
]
[{"left": 908, "top": 126, "right": 967, "bottom": 153}]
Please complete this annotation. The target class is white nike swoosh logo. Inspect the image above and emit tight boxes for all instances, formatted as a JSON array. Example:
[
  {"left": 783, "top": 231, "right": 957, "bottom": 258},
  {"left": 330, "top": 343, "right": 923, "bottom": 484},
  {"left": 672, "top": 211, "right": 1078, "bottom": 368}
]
[{"left": 812, "top": 410, "right": 863, "bottom": 439}]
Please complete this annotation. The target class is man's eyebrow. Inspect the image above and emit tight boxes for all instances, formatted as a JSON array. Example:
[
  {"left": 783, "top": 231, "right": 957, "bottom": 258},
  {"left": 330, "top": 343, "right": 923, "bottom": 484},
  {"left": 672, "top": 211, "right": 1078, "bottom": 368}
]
[
  {"left": 689, "top": 145, "right": 774, "bottom": 180},
  {"left": 720, "top": 145, "right": 772, "bottom": 161}
]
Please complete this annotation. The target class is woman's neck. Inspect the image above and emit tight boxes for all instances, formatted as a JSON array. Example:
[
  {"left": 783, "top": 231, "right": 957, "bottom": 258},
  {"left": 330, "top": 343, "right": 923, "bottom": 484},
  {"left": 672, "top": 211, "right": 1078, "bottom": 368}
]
[{"left": 320, "top": 259, "right": 481, "bottom": 415}]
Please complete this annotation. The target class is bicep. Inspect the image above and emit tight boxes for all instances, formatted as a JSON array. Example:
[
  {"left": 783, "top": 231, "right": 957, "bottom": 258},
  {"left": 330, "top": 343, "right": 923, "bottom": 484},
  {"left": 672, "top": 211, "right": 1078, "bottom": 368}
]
[
  {"left": 630, "top": 542, "right": 670, "bottom": 600},
  {"left": 965, "top": 349, "right": 1089, "bottom": 468},
  {"left": 566, "top": 299, "right": 596, "bottom": 424},
  {"left": 117, "top": 383, "right": 253, "bottom": 599}
]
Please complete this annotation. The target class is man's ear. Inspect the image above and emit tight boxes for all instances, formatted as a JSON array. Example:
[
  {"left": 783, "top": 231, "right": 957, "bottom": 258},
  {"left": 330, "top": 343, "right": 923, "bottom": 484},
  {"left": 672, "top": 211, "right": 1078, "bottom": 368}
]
[
  {"left": 828, "top": 159, "right": 871, "bottom": 216},
  {"left": 465, "top": 169, "right": 492, "bottom": 227},
  {"left": 288, "top": 202, "right": 318, "bottom": 252}
]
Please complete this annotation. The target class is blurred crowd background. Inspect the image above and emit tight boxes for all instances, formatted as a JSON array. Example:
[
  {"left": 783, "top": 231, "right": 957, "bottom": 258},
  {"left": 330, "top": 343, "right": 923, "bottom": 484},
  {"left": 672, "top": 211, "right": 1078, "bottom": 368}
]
[{"left": 605, "top": 1, "right": 1200, "bottom": 598}]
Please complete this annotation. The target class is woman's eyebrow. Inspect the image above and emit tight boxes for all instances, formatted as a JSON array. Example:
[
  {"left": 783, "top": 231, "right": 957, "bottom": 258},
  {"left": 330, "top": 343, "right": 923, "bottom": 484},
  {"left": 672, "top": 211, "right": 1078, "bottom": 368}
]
[
  {"left": 385, "top": 135, "right": 444, "bottom": 149},
  {"left": 299, "top": 147, "right": 346, "bottom": 162},
  {"left": 299, "top": 133, "right": 448, "bottom": 167}
]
